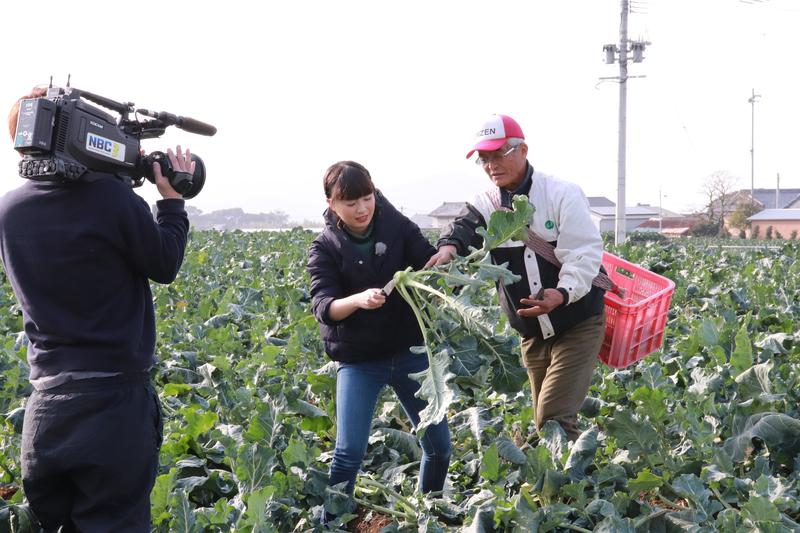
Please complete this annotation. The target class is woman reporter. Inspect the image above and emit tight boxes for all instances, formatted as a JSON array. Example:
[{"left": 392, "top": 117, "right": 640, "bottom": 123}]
[{"left": 307, "top": 161, "right": 452, "bottom": 519}]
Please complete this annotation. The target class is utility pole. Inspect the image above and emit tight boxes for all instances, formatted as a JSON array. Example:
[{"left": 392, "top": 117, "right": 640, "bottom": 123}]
[
  {"left": 602, "top": 0, "right": 649, "bottom": 245},
  {"left": 748, "top": 89, "right": 761, "bottom": 206},
  {"left": 616, "top": 1, "right": 628, "bottom": 246}
]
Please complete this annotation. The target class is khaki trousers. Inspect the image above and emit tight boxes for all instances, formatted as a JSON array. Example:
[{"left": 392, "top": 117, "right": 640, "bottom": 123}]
[{"left": 520, "top": 312, "right": 605, "bottom": 441}]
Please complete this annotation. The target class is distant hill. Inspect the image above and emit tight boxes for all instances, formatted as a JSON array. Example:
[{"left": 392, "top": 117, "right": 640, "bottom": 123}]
[{"left": 157, "top": 205, "right": 323, "bottom": 230}]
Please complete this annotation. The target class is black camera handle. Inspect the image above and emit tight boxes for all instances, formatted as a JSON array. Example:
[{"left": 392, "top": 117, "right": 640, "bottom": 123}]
[{"left": 78, "top": 90, "right": 134, "bottom": 119}]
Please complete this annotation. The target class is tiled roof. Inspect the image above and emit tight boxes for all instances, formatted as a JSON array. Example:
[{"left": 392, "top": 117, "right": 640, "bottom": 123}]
[
  {"left": 637, "top": 217, "right": 700, "bottom": 229},
  {"left": 590, "top": 206, "right": 659, "bottom": 217},
  {"left": 748, "top": 209, "right": 800, "bottom": 221},
  {"left": 750, "top": 189, "right": 800, "bottom": 209},
  {"left": 428, "top": 202, "right": 467, "bottom": 217},
  {"left": 587, "top": 196, "right": 615, "bottom": 207}
]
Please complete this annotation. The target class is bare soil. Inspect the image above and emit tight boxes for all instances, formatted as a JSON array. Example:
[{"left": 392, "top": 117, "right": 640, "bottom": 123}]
[
  {"left": 0, "top": 485, "right": 19, "bottom": 500},
  {"left": 348, "top": 506, "right": 393, "bottom": 533}
]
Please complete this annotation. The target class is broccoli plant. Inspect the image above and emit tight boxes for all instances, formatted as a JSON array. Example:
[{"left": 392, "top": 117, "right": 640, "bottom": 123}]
[{"left": 390, "top": 195, "right": 534, "bottom": 430}]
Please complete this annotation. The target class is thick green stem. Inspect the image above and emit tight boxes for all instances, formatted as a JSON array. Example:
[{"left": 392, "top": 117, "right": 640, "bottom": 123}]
[
  {"left": 634, "top": 508, "right": 671, "bottom": 528},
  {"left": 404, "top": 279, "right": 491, "bottom": 336},
  {"left": 783, "top": 514, "right": 800, "bottom": 528},
  {"left": 404, "top": 279, "right": 461, "bottom": 310},
  {"left": 396, "top": 284, "right": 434, "bottom": 369},
  {"left": 710, "top": 485, "right": 734, "bottom": 511},
  {"left": 655, "top": 492, "right": 683, "bottom": 509},
  {"left": 561, "top": 524, "right": 592, "bottom": 533},
  {"left": 328, "top": 488, "right": 415, "bottom": 522},
  {"left": 465, "top": 248, "right": 485, "bottom": 262},
  {"left": 400, "top": 268, "right": 479, "bottom": 288},
  {"left": 359, "top": 477, "right": 416, "bottom": 513},
  {"left": 416, "top": 300, "right": 446, "bottom": 345},
  {"left": 661, "top": 478, "right": 691, "bottom": 503},
  {"left": 396, "top": 283, "right": 454, "bottom": 431}
]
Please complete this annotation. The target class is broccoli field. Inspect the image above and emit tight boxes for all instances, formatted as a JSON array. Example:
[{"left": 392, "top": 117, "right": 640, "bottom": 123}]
[{"left": 3, "top": 229, "right": 800, "bottom": 532}]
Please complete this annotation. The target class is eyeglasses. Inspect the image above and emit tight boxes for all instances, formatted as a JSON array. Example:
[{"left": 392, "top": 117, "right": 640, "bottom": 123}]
[{"left": 475, "top": 144, "right": 521, "bottom": 166}]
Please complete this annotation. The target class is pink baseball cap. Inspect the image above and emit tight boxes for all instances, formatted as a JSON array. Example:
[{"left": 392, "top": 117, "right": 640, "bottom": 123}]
[{"left": 466, "top": 114, "right": 525, "bottom": 158}]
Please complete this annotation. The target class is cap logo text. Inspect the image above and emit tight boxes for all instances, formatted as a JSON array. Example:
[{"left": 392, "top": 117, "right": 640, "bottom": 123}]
[{"left": 477, "top": 128, "right": 496, "bottom": 137}]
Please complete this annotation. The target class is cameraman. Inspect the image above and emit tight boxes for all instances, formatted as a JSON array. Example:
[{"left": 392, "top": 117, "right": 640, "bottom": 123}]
[{"left": 0, "top": 89, "right": 192, "bottom": 532}]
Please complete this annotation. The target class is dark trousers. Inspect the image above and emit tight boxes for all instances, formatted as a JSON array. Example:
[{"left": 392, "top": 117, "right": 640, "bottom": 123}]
[
  {"left": 21, "top": 374, "right": 162, "bottom": 533},
  {"left": 521, "top": 312, "right": 605, "bottom": 441}
]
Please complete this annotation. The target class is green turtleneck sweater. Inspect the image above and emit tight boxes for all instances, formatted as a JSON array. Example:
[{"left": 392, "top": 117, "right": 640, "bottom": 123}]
[{"left": 343, "top": 221, "right": 375, "bottom": 256}]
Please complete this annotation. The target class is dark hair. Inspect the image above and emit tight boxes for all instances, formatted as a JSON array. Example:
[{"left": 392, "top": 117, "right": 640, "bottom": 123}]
[{"left": 323, "top": 161, "right": 375, "bottom": 201}]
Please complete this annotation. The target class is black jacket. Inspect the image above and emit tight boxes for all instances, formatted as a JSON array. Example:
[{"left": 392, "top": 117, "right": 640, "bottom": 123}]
[
  {"left": 0, "top": 174, "right": 189, "bottom": 381},
  {"left": 307, "top": 192, "right": 435, "bottom": 362}
]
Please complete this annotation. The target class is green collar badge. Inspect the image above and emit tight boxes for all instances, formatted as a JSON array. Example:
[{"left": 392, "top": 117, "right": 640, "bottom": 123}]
[{"left": 545, "top": 220, "right": 555, "bottom": 230}]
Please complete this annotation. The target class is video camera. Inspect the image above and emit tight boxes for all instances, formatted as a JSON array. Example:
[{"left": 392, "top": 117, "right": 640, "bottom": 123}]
[{"left": 13, "top": 80, "right": 216, "bottom": 199}]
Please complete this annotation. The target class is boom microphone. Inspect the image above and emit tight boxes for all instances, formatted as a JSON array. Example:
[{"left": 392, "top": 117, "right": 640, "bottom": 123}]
[
  {"left": 138, "top": 109, "right": 217, "bottom": 136},
  {"left": 177, "top": 116, "right": 217, "bottom": 136}
]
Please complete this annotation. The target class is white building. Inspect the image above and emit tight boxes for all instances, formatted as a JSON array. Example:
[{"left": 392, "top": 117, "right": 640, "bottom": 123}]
[
  {"left": 587, "top": 197, "right": 658, "bottom": 233},
  {"left": 427, "top": 202, "right": 467, "bottom": 228}
]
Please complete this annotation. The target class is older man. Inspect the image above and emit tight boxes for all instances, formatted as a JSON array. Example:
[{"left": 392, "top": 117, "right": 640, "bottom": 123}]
[{"left": 426, "top": 114, "right": 606, "bottom": 441}]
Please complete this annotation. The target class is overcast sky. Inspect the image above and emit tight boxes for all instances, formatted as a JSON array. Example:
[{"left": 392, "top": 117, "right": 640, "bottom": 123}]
[{"left": 2, "top": 0, "right": 798, "bottom": 221}]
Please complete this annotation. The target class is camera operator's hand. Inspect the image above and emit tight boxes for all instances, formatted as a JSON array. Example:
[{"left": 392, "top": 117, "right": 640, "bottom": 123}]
[
  {"left": 27, "top": 87, "right": 48, "bottom": 99},
  {"left": 152, "top": 146, "right": 195, "bottom": 200}
]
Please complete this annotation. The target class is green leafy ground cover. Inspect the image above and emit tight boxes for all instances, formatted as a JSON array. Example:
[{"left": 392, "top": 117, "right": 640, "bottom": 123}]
[{"left": 2, "top": 229, "right": 800, "bottom": 531}]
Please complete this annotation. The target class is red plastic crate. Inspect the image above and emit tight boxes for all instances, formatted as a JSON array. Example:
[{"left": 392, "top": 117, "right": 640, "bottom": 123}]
[{"left": 598, "top": 252, "right": 675, "bottom": 368}]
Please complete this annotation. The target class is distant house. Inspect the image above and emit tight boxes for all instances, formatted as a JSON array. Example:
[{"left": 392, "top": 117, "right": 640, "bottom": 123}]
[
  {"left": 426, "top": 197, "right": 670, "bottom": 234},
  {"left": 633, "top": 203, "right": 694, "bottom": 236},
  {"left": 410, "top": 214, "right": 437, "bottom": 230},
  {"left": 635, "top": 217, "right": 700, "bottom": 237},
  {"left": 747, "top": 209, "right": 800, "bottom": 239},
  {"left": 587, "top": 197, "right": 659, "bottom": 233},
  {"left": 749, "top": 188, "right": 800, "bottom": 210},
  {"left": 706, "top": 188, "right": 800, "bottom": 236},
  {"left": 586, "top": 196, "right": 615, "bottom": 207},
  {"left": 715, "top": 188, "right": 800, "bottom": 217},
  {"left": 428, "top": 202, "right": 466, "bottom": 228},
  {"left": 635, "top": 203, "right": 683, "bottom": 219}
]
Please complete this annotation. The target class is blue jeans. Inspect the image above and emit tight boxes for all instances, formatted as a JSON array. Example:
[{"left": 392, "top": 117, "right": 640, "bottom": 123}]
[{"left": 329, "top": 352, "right": 452, "bottom": 494}]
